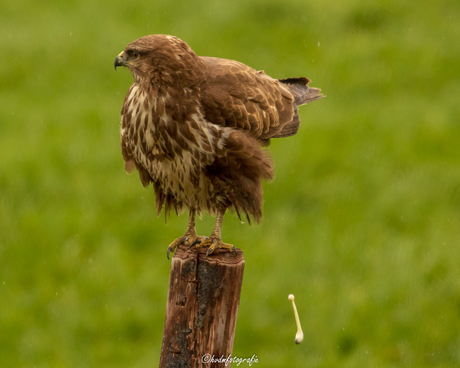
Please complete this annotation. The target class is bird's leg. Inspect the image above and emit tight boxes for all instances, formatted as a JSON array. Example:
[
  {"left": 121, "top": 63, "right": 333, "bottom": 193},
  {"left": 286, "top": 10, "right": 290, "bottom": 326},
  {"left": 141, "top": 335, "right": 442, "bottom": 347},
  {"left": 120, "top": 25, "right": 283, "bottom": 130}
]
[
  {"left": 196, "top": 209, "right": 236, "bottom": 258},
  {"left": 167, "top": 209, "right": 206, "bottom": 259}
]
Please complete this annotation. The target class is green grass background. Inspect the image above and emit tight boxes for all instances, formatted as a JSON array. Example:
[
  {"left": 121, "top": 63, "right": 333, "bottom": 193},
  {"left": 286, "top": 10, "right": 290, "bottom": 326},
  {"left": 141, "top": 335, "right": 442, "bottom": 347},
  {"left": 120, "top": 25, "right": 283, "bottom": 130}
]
[{"left": 1, "top": 0, "right": 460, "bottom": 366}]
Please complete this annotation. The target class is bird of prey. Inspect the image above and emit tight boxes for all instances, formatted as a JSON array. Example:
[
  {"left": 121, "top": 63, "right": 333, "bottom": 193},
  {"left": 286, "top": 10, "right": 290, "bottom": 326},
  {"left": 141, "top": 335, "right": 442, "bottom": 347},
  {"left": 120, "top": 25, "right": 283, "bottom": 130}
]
[{"left": 114, "top": 34, "right": 323, "bottom": 258}]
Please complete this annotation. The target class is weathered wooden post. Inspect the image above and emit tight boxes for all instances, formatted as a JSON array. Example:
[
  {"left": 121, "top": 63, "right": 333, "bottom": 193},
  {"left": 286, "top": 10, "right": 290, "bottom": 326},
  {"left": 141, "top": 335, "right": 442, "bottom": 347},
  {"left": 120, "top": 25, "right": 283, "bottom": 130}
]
[{"left": 159, "top": 244, "right": 245, "bottom": 368}]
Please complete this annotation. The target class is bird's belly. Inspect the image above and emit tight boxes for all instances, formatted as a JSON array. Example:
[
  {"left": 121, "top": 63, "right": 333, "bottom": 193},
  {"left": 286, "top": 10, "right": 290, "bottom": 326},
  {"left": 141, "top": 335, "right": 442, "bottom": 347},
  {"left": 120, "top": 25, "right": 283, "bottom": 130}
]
[{"left": 137, "top": 147, "right": 211, "bottom": 210}]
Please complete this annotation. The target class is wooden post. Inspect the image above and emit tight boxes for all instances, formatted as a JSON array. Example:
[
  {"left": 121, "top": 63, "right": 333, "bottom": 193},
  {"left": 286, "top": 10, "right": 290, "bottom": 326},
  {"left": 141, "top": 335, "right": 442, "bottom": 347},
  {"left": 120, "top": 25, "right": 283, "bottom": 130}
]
[{"left": 159, "top": 244, "right": 245, "bottom": 368}]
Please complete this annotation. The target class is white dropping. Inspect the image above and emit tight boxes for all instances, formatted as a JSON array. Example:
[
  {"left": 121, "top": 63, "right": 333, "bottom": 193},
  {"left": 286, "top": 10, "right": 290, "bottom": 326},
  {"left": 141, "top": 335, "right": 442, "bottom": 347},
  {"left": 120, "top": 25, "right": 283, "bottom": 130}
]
[{"left": 288, "top": 294, "right": 304, "bottom": 344}]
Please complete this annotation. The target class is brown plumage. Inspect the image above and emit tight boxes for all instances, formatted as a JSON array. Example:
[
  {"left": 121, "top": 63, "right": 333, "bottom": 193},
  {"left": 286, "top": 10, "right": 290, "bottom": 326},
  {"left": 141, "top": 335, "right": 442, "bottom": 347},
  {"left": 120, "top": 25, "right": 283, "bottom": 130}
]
[{"left": 114, "top": 34, "right": 323, "bottom": 257}]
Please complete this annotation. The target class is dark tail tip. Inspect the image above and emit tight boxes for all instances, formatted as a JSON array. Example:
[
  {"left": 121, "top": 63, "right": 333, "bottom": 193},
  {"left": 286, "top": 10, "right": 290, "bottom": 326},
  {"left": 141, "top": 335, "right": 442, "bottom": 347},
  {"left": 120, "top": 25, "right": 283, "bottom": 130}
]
[{"left": 279, "top": 77, "right": 324, "bottom": 106}]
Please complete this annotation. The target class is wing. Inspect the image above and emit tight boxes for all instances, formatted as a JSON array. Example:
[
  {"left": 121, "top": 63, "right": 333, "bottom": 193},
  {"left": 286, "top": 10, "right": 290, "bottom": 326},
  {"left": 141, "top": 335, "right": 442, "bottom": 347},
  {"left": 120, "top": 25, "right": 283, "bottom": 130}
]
[{"left": 198, "top": 57, "right": 298, "bottom": 140}]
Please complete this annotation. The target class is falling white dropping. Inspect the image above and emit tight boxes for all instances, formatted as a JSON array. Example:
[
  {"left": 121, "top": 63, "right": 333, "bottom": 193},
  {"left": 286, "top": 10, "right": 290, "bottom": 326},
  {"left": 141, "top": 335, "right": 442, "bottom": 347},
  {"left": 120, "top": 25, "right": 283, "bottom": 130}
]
[{"left": 288, "top": 294, "right": 304, "bottom": 344}]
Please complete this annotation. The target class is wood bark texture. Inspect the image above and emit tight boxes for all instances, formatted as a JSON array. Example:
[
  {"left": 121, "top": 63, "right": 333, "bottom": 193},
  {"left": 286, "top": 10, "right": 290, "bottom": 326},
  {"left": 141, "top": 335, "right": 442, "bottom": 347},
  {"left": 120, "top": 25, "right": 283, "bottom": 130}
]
[{"left": 159, "top": 244, "right": 245, "bottom": 368}]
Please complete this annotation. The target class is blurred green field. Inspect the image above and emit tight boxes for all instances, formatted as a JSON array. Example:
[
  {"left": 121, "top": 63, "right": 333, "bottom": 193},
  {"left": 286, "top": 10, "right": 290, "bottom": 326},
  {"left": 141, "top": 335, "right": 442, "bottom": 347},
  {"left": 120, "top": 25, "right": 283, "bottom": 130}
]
[{"left": 1, "top": 0, "right": 460, "bottom": 366}]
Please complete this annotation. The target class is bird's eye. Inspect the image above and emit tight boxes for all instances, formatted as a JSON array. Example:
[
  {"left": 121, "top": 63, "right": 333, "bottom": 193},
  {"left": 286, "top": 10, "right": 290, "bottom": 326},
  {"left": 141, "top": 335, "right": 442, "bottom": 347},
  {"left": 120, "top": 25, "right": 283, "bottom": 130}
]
[{"left": 128, "top": 50, "right": 140, "bottom": 58}]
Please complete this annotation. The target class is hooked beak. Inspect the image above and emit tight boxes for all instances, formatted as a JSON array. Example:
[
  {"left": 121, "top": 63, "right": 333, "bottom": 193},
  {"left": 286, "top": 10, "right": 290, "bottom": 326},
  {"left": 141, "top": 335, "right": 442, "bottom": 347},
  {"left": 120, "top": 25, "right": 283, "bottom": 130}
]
[{"left": 114, "top": 51, "right": 126, "bottom": 70}]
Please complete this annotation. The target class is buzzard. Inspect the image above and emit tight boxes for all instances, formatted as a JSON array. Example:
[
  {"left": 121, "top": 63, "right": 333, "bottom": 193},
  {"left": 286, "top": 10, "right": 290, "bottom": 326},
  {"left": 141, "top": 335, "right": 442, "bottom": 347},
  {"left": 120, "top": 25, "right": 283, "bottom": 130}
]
[{"left": 114, "top": 34, "right": 323, "bottom": 258}]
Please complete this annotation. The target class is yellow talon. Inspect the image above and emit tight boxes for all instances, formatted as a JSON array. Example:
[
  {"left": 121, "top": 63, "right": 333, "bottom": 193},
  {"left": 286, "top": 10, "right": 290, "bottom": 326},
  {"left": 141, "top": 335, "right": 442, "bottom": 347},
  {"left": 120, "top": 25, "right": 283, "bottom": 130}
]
[
  {"left": 196, "top": 237, "right": 236, "bottom": 258},
  {"left": 166, "top": 234, "right": 207, "bottom": 259},
  {"left": 166, "top": 208, "right": 235, "bottom": 259}
]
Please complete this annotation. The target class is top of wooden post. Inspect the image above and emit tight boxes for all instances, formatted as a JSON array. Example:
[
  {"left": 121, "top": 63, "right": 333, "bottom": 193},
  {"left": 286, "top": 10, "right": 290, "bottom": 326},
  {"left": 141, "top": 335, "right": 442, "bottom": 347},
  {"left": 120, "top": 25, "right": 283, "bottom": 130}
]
[{"left": 172, "top": 243, "right": 245, "bottom": 265}]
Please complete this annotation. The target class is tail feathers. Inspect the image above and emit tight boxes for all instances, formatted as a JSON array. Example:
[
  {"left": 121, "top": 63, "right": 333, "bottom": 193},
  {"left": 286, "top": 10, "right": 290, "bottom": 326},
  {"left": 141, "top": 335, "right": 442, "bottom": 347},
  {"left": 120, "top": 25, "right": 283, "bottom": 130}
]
[
  {"left": 279, "top": 77, "right": 324, "bottom": 106},
  {"left": 269, "top": 77, "right": 324, "bottom": 139},
  {"left": 303, "top": 86, "right": 324, "bottom": 104}
]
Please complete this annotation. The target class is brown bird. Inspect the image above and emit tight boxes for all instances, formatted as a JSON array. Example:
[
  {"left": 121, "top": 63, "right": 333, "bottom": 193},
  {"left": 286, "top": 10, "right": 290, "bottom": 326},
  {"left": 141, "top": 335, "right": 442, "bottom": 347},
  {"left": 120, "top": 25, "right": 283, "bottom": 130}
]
[{"left": 114, "top": 34, "right": 323, "bottom": 258}]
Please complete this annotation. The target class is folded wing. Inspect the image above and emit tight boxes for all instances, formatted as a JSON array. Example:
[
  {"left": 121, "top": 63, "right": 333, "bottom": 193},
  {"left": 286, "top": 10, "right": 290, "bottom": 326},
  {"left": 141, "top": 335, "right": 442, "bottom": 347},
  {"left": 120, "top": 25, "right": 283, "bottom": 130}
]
[{"left": 199, "top": 57, "right": 323, "bottom": 141}]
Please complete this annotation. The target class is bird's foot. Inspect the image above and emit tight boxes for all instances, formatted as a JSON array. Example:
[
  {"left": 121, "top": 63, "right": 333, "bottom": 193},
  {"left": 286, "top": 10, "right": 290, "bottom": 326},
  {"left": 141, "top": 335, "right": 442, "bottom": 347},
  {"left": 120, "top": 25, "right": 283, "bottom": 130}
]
[
  {"left": 196, "top": 237, "right": 236, "bottom": 258},
  {"left": 166, "top": 234, "right": 207, "bottom": 260}
]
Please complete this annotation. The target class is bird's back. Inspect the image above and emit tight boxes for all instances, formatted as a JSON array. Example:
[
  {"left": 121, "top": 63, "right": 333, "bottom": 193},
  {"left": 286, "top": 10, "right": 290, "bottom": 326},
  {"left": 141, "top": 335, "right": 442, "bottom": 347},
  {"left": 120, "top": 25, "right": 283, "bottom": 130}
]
[{"left": 198, "top": 56, "right": 323, "bottom": 141}]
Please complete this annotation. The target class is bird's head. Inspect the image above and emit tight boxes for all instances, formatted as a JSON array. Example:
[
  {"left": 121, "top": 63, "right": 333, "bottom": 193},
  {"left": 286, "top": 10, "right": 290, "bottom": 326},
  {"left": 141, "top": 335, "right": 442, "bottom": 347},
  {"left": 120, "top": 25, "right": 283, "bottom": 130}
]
[{"left": 114, "top": 34, "right": 205, "bottom": 86}]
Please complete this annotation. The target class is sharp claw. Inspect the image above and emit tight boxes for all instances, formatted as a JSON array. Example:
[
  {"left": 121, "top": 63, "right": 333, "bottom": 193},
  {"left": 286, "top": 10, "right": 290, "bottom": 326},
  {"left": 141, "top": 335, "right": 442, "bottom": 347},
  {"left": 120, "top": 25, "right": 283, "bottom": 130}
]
[
  {"left": 167, "top": 247, "right": 171, "bottom": 260},
  {"left": 206, "top": 247, "right": 212, "bottom": 259},
  {"left": 183, "top": 236, "right": 189, "bottom": 246},
  {"left": 188, "top": 239, "right": 201, "bottom": 249},
  {"left": 231, "top": 246, "right": 236, "bottom": 253}
]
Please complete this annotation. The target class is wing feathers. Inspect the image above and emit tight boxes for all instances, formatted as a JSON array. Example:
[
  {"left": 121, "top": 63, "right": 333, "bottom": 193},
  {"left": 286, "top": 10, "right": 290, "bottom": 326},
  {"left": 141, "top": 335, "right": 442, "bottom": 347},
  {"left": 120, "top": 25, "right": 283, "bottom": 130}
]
[{"left": 199, "top": 57, "right": 323, "bottom": 141}]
